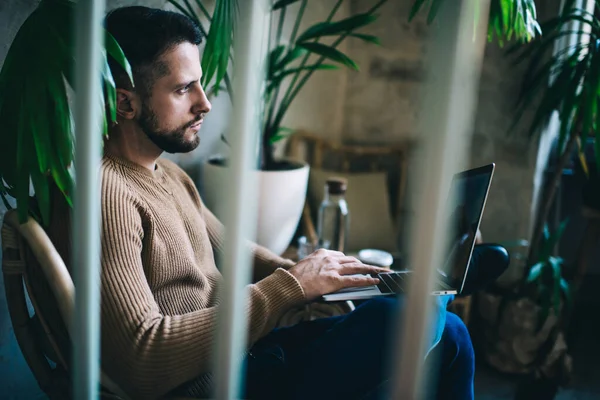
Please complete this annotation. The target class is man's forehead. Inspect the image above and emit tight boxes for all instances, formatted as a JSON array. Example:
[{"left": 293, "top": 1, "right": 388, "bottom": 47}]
[{"left": 157, "top": 42, "right": 202, "bottom": 81}]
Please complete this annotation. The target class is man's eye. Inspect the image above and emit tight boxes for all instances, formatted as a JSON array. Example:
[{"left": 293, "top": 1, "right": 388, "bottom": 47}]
[{"left": 177, "top": 85, "right": 191, "bottom": 94}]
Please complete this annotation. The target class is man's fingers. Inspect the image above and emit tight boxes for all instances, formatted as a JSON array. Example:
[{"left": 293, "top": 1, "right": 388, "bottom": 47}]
[
  {"left": 313, "top": 248, "right": 345, "bottom": 258},
  {"left": 337, "top": 263, "right": 389, "bottom": 275},
  {"left": 339, "top": 274, "right": 380, "bottom": 287},
  {"left": 337, "top": 256, "right": 362, "bottom": 264}
]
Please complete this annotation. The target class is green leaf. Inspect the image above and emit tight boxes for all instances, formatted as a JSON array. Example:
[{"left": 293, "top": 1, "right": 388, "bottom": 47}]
[
  {"left": 269, "top": 127, "right": 295, "bottom": 144},
  {"left": 550, "top": 257, "right": 562, "bottom": 316},
  {"left": 549, "top": 219, "right": 569, "bottom": 255},
  {"left": 271, "top": 47, "right": 307, "bottom": 77},
  {"left": 297, "top": 42, "right": 359, "bottom": 70},
  {"left": 103, "top": 54, "right": 117, "bottom": 125},
  {"left": 192, "top": 0, "right": 212, "bottom": 22},
  {"left": 46, "top": 71, "right": 74, "bottom": 204},
  {"left": 267, "top": 64, "right": 338, "bottom": 94},
  {"left": 274, "top": 63, "right": 338, "bottom": 79},
  {"left": 272, "top": 0, "right": 301, "bottom": 10},
  {"left": 350, "top": 33, "right": 381, "bottom": 45},
  {"left": 542, "top": 224, "right": 550, "bottom": 243},
  {"left": 104, "top": 30, "right": 134, "bottom": 88},
  {"left": 559, "top": 278, "right": 572, "bottom": 311},
  {"left": 201, "top": 0, "right": 236, "bottom": 95},
  {"left": 526, "top": 262, "right": 544, "bottom": 283},
  {"left": 409, "top": 0, "right": 428, "bottom": 21},
  {"left": 268, "top": 45, "right": 286, "bottom": 76},
  {"left": 427, "top": 0, "right": 444, "bottom": 24},
  {"left": 296, "top": 13, "right": 377, "bottom": 43}
]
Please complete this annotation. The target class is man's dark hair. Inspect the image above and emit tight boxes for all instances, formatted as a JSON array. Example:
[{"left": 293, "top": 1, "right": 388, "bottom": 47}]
[{"left": 105, "top": 6, "right": 202, "bottom": 97}]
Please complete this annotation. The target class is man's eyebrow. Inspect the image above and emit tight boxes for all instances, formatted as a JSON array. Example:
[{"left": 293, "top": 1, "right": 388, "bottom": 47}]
[{"left": 174, "top": 79, "right": 199, "bottom": 88}]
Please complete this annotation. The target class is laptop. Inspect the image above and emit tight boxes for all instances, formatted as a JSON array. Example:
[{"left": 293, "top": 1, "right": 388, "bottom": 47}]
[{"left": 322, "top": 163, "right": 495, "bottom": 302}]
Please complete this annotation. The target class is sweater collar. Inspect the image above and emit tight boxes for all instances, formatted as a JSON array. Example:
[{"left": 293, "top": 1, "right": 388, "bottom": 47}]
[{"left": 103, "top": 151, "right": 164, "bottom": 179}]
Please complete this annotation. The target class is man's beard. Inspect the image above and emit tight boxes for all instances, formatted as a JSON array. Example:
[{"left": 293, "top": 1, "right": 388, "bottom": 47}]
[{"left": 138, "top": 101, "right": 201, "bottom": 154}]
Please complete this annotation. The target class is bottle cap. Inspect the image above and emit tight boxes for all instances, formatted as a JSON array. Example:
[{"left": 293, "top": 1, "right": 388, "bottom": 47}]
[{"left": 326, "top": 177, "right": 347, "bottom": 195}]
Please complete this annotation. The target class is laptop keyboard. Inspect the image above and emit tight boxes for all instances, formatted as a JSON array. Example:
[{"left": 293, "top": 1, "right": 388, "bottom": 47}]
[
  {"left": 373, "top": 271, "right": 454, "bottom": 294},
  {"left": 375, "top": 272, "right": 407, "bottom": 294}
]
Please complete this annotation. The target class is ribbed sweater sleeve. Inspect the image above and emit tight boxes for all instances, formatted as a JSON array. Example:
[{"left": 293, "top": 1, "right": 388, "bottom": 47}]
[
  {"left": 176, "top": 171, "right": 296, "bottom": 280},
  {"left": 200, "top": 201, "right": 296, "bottom": 279},
  {"left": 100, "top": 170, "right": 305, "bottom": 399}
]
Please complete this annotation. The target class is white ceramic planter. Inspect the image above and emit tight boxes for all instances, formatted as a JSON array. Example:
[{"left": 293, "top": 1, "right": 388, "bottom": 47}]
[{"left": 202, "top": 158, "right": 310, "bottom": 255}]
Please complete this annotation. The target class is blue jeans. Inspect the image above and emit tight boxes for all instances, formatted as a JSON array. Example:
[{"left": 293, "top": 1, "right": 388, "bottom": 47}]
[{"left": 245, "top": 297, "right": 474, "bottom": 400}]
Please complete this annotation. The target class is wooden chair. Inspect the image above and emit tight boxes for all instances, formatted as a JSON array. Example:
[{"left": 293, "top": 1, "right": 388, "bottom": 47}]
[
  {"left": 287, "top": 130, "right": 412, "bottom": 233},
  {"left": 1, "top": 210, "right": 128, "bottom": 399}
]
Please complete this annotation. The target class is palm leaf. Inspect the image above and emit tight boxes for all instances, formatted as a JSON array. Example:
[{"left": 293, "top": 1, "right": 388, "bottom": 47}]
[
  {"left": 296, "top": 13, "right": 378, "bottom": 43},
  {"left": 526, "top": 261, "right": 544, "bottom": 283},
  {"left": 105, "top": 30, "right": 134, "bottom": 87},
  {"left": 268, "top": 45, "right": 287, "bottom": 78},
  {"left": 103, "top": 55, "right": 117, "bottom": 126},
  {"left": 271, "top": 47, "right": 307, "bottom": 77},
  {"left": 268, "top": 127, "right": 295, "bottom": 144},
  {"left": 550, "top": 257, "right": 562, "bottom": 315},
  {"left": 267, "top": 64, "right": 338, "bottom": 94},
  {"left": 350, "top": 33, "right": 381, "bottom": 45},
  {"left": 0, "top": 0, "right": 130, "bottom": 224},
  {"left": 201, "top": 0, "right": 237, "bottom": 96},
  {"left": 426, "top": 0, "right": 444, "bottom": 24},
  {"left": 297, "top": 42, "right": 359, "bottom": 70},
  {"left": 410, "top": 0, "right": 540, "bottom": 44},
  {"left": 559, "top": 278, "right": 572, "bottom": 311},
  {"left": 408, "top": 0, "right": 429, "bottom": 22}
]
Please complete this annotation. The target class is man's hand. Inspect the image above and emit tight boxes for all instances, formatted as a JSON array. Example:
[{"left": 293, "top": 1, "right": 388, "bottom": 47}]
[{"left": 288, "top": 249, "right": 387, "bottom": 301}]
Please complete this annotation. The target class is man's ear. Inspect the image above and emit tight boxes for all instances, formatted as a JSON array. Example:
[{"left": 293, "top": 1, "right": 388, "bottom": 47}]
[{"left": 116, "top": 89, "right": 140, "bottom": 120}]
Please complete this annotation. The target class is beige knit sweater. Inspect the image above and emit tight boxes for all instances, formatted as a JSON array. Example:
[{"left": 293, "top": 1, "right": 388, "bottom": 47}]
[{"left": 96, "top": 154, "right": 305, "bottom": 398}]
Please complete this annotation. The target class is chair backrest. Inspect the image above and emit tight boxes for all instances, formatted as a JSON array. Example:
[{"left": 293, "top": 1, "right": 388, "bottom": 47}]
[
  {"left": 1, "top": 210, "right": 127, "bottom": 399},
  {"left": 287, "top": 130, "right": 412, "bottom": 221},
  {"left": 286, "top": 130, "right": 414, "bottom": 251}
]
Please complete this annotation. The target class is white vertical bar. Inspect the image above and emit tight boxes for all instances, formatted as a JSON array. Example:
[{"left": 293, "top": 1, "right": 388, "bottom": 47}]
[
  {"left": 213, "top": 0, "right": 270, "bottom": 398},
  {"left": 72, "top": 0, "right": 105, "bottom": 398},
  {"left": 392, "top": 1, "right": 490, "bottom": 398}
]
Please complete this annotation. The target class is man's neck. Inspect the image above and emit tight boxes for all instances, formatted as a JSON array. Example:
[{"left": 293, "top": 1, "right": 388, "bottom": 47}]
[{"left": 104, "top": 125, "right": 162, "bottom": 171}]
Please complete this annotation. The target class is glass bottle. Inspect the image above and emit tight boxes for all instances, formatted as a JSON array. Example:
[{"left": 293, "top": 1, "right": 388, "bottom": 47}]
[{"left": 317, "top": 177, "right": 349, "bottom": 252}]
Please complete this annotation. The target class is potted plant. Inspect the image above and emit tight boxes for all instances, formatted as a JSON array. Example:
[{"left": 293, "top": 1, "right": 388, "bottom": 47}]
[
  {"left": 409, "top": 0, "right": 541, "bottom": 45},
  {"left": 0, "top": 0, "right": 133, "bottom": 227},
  {"left": 170, "top": 0, "right": 387, "bottom": 254},
  {"left": 411, "top": 0, "right": 580, "bottom": 389},
  {"left": 476, "top": 221, "right": 573, "bottom": 387},
  {"left": 509, "top": 0, "right": 600, "bottom": 264},
  {"left": 453, "top": 0, "right": 600, "bottom": 389}
]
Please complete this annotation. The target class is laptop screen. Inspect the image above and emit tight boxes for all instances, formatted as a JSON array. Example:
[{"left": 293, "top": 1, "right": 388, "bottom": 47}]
[{"left": 438, "top": 164, "right": 494, "bottom": 292}]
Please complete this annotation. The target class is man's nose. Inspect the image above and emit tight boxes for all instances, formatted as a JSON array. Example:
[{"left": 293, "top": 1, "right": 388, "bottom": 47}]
[{"left": 193, "top": 85, "right": 212, "bottom": 115}]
